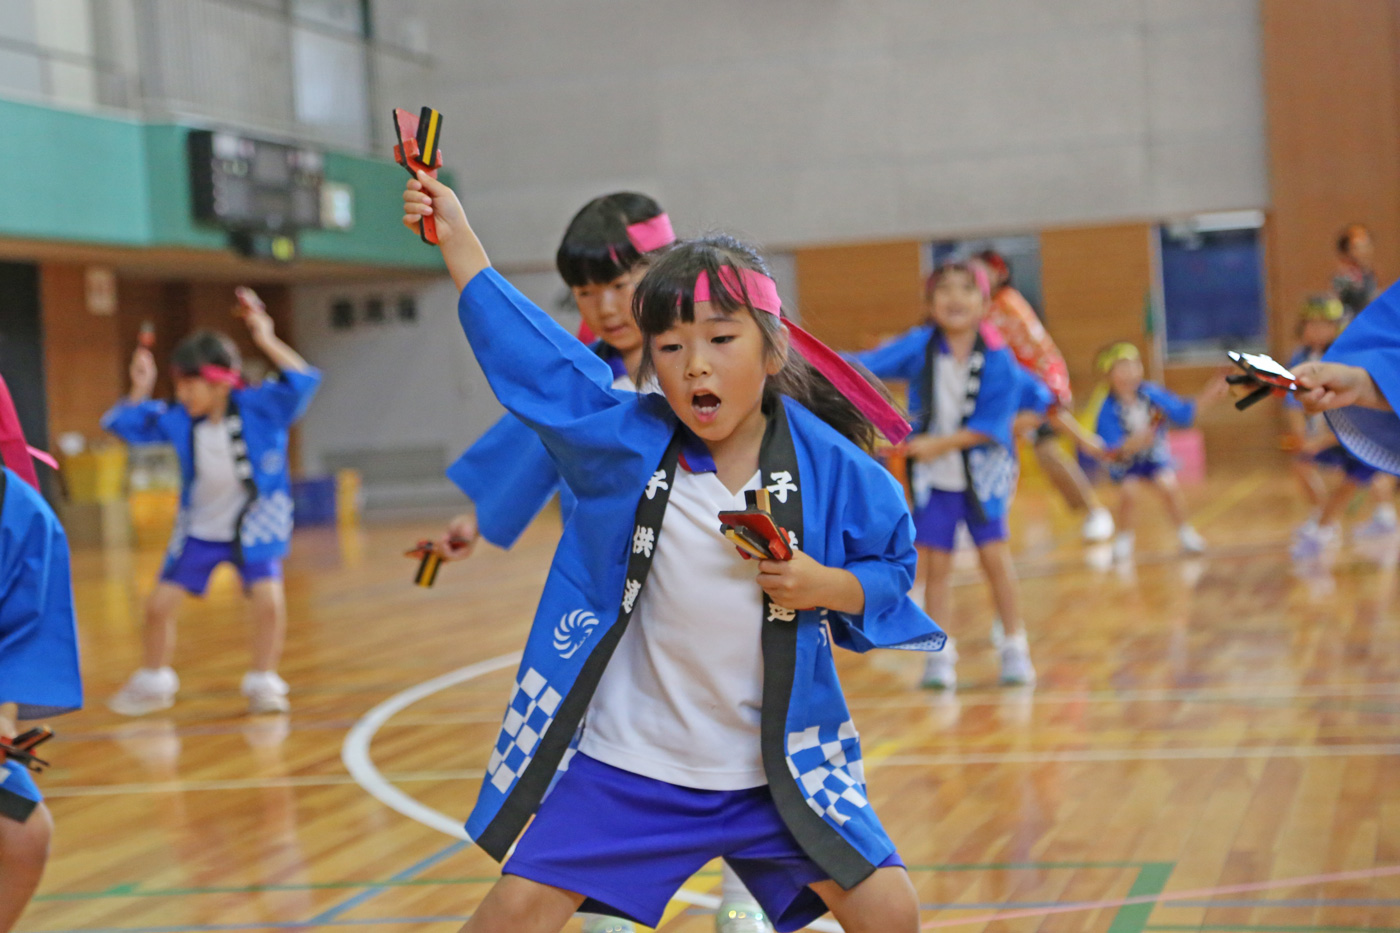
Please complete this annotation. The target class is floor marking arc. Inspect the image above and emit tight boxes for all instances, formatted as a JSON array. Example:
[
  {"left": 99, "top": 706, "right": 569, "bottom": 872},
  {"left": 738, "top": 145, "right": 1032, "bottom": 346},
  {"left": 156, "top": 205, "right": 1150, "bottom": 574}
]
[{"left": 340, "top": 652, "right": 842, "bottom": 932}]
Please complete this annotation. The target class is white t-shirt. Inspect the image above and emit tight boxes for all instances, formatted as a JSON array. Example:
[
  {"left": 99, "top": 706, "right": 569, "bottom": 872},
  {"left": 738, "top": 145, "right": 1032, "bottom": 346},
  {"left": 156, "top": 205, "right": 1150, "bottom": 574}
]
[
  {"left": 912, "top": 350, "right": 974, "bottom": 494},
  {"left": 579, "top": 466, "right": 767, "bottom": 790},
  {"left": 1120, "top": 396, "right": 1153, "bottom": 435},
  {"left": 187, "top": 419, "right": 248, "bottom": 542}
]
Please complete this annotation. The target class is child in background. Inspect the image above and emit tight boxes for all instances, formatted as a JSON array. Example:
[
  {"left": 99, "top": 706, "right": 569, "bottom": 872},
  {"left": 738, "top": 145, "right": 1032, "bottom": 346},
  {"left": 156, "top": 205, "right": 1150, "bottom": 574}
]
[
  {"left": 437, "top": 195, "right": 774, "bottom": 933},
  {"left": 103, "top": 291, "right": 320, "bottom": 716},
  {"left": 436, "top": 192, "right": 669, "bottom": 556},
  {"left": 977, "top": 250, "right": 1114, "bottom": 542},
  {"left": 1093, "top": 343, "right": 1226, "bottom": 562},
  {"left": 405, "top": 171, "right": 941, "bottom": 933},
  {"left": 854, "top": 260, "right": 1031, "bottom": 689},
  {"left": 0, "top": 396, "right": 80, "bottom": 933},
  {"left": 1333, "top": 224, "right": 1379, "bottom": 320}
]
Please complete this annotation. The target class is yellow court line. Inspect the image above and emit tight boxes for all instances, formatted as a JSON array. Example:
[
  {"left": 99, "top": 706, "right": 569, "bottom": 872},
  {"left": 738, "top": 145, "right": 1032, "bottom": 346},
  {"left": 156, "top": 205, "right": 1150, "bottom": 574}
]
[{"left": 1189, "top": 469, "right": 1270, "bottom": 528}]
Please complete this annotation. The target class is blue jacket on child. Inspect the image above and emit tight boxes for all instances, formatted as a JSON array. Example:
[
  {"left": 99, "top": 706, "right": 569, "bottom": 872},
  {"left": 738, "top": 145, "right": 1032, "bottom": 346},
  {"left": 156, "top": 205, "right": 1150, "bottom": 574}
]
[
  {"left": 0, "top": 467, "right": 81, "bottom": 721},
  {"left": 101, "top": 368, "right": 321, "bottom": 565},
  {"left": 1324, "top": 279, "right": 1400, "bottom": 475},
  {"left": 456, "top": 268, "right": 945, "bottom": 891},
  {"left": 1095, "top": 382, "right": 1194, "bottom": 479},
  {"left": 852, "top": 324, "right": 1022, "bottom": 519},
  {"left": 445, "top": 345, "right": 629, "bottom": 549}
]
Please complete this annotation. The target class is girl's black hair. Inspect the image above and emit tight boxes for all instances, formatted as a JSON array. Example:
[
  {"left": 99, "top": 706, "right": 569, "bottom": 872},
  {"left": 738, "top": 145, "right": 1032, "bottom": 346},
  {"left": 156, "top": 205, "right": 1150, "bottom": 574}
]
[
  {"left": 171, "top": 331, "right": 241, "bottom": 377},
  {"left": 555, "top": 192, "right": 668, "bottom": 287},
  {"left": 633, "top": 235, "right": 897, "bottom": 451}
]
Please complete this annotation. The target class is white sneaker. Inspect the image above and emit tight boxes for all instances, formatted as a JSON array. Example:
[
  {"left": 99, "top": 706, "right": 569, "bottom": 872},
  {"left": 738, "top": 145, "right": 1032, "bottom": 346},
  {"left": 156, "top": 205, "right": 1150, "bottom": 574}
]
[
  {"left": 1082, "top": 508, "right": 1115, "bottom": 543},
  {"left": 108, "top": 668, "right": 179, "bottom": 716},
  {"left": 998, "top": 631, "right": 1036, "bottom": 686},
  {"left": 1112, "top": 531, "right": 1135, "bottom": 562},
  {"left": 715, "top": 903, "right": 774, "bottom": 933},
  {"left": 1291, "top": 523, "right": 1338, "bottom": 561},
  {"left": 241, "top": 671, "right": 290, "bottom": 715},
  {"left": 1178, "top": 525, "right": 1207, "bottom": 554},
  {"left": 1354, "top": 509, "right": 1399, "bottom": 540},
  {"left": 921, "top": 638, "right": 958, "bottom": 690},
  {"left": 581, "top": 917, "right": 636, "bottom": 933}
]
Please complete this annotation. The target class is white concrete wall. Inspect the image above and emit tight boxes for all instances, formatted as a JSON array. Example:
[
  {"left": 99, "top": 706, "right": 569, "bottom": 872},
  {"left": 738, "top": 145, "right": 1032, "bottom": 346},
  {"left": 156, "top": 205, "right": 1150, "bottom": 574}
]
[{"left": 375, "top": 0, "right": 1266, "bottom": 267}]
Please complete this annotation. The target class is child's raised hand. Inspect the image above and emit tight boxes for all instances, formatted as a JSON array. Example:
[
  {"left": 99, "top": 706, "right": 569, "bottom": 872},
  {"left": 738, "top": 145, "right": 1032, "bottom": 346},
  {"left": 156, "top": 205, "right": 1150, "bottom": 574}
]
[
  {"left": 129, "top": 346, "right": 157, "bottom": 399},
  {"left": 404, "top": 171, "right": 468, "bottom": 244},
  {"left": 756, "top": 551, "right": 865, "bottom": 615},
  {"left": 234, "top": 287, "right": 275, "bottom": 343},
  {"left": 1293, "top": 361, "right": 1387, "bottom": 414},
  {"left": 433, "top": 512, "right": 480, "bottom": 561}
]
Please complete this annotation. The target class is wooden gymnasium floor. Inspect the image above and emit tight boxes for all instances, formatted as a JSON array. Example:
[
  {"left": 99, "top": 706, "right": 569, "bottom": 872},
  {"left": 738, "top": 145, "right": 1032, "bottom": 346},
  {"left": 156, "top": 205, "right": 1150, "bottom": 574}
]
[{"left": 16, "top": 459, "right": 1400, "bottom": 933}]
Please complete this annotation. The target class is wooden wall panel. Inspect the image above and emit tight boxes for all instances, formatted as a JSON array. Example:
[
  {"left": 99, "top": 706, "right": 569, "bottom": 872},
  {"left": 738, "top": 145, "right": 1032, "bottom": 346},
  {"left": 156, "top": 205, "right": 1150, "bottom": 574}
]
[
  {"left": 1261, "top": 0, "right": 1400, "bottom": 354},
  {"left": 41, "top": 264, "right": 123, "bottom": 442},
  {"left": 1038, "top": 223, "right": 1154, "bottom": 396},
  {"left": 793, "top": 240, "right": 925, "bottom": 351}
]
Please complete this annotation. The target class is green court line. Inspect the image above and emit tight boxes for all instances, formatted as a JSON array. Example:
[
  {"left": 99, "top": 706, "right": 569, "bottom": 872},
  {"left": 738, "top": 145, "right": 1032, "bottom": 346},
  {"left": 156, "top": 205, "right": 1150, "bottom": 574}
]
[
  {"left": 35, "top": 860, "right": 1158, "bottom": 903},
  {"left": 1109, "top": 863, "right": 1176, "bottom": 933},
  {"left": 1146, "top": 926, "right": 1400, "bottom": 932},
  {"left": 904, "top": 860, "right": 1157, "bottom": 872}
]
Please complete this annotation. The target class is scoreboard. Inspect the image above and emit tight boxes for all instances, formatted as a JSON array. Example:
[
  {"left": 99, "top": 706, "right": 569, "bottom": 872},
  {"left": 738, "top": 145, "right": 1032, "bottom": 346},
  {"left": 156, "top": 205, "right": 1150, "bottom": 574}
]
[{"left": 188, "top": 129, "right": 325, "bottom": 235}]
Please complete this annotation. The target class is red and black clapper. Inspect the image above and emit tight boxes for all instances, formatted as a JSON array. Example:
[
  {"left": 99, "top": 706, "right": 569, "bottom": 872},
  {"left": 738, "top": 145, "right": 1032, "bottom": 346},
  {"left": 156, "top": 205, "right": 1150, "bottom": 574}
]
[
  {"left": 1227, "top": 350, "right": 1300, "bottom": 411},
  {"left": 719, "top": 488, "right": 793, "bottom": 562},
  {"left": 392, "top": 106, "right": 444, "bottom": 245},
  {"left": 405, "top": 538, "right": 468, "bottom": 588},
  {"left": 1, "top": 727, "right": 53, "bottom": 774}
]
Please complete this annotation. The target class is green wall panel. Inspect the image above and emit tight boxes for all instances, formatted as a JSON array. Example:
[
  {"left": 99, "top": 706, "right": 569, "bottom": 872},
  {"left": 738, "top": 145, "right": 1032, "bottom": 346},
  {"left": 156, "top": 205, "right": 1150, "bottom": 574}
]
[{"left": 0, "top": 96, "right": 443, "bottom": 271}]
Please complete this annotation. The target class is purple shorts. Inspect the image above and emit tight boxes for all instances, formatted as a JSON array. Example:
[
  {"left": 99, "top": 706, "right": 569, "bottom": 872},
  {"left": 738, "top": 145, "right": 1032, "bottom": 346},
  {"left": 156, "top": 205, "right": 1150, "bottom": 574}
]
[
  {"left": 1312, "top": 444, "right": 1378, "bottom": 483},
  {"left": 0, "top": 760, "right": 41, "bottom": 823},
  {"left": 160, "top": 537, "right": 281, "bottom": 597},
  {"left": 505, "top": 754, "right": 903, "bottom": 932},
  {"left": 1109, "top": 457, "right": 1170, "bottom": 484},
  {"left": 912, "top": 489, "right": 1007, "bottom": 551}
]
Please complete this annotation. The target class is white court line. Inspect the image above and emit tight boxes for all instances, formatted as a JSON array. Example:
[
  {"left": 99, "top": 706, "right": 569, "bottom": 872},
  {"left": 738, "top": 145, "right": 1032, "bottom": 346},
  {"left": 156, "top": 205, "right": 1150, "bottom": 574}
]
[
  {"left": 339, "top": 652, "right": 845, "bottom": 932},
  {"left": 879, "top": 743, "right": 1400, "bottom": 767}
]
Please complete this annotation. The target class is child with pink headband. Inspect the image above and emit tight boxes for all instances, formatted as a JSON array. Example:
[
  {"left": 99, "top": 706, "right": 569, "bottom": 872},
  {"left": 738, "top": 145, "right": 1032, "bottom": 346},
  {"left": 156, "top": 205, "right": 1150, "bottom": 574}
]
[
  {"left": 103, "top": 292, "right": 320, "bottom": 717},
  {"left": 404, "top": 171, "right": 942, "bottom": 933},
  {"left": 853, "top": 259, "right": 1034, "bottom": 689},
  {"left": 436, "top": 195, "right": 776, "bottom": 933}
]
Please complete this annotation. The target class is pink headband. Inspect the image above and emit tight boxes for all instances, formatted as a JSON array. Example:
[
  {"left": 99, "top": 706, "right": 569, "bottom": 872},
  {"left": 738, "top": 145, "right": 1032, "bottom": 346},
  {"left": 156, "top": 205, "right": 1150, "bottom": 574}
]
[
  {"left": 626, "top": 214, "right": 676, "bottom": 253},
  {"left": 925, "top": 261, "right": 991, "bottom": 301},
  {"left": 198, "top": 365, "right": 245, "bottom": 388},
  {"left": 694, "top": 267, "right": 912, "bottom": 444}
]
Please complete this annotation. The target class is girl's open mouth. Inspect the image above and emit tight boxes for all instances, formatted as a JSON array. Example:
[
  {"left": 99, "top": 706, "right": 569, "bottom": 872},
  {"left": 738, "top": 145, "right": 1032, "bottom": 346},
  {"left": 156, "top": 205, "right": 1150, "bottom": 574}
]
[{"left": 692, "top": 391, "right": 721, "bottom": 423}]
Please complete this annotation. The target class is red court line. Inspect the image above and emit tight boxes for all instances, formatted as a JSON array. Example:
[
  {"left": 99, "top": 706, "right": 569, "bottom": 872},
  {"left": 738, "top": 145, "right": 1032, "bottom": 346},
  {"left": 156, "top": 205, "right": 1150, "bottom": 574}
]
[{"left": 920, "top": 864, "right": 1400, "bottom": 929}]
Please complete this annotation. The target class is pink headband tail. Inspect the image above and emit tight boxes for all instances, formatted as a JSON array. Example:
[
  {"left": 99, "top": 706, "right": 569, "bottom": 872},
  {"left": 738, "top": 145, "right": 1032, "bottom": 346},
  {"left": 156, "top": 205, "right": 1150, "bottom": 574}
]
[
  {"left": 694, "top": 267, "right": 912, "bottom": 444},
  {"left": 787, "top": 324, "right": 912, "bottom": 444},
  {"left": 26, "top": 445, "right": 57, "bottom": 470},
  {"left": 626, "top": 214, "right": 676, "bottom": 253},
  {"left": 979, "top": 320, "right": 1006, "bottom": 350},
  {"left": 577, "top": 322, "right": 597, "bottom": 343}
]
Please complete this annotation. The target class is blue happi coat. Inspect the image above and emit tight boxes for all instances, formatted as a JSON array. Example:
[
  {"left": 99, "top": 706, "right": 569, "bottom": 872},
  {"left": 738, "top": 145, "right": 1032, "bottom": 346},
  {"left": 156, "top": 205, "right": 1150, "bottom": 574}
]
[
  {"left": 446, "top": 346, "right": 628, "bottom": 549},
  {"left": 852, "top": 324, "right": 1021, "bottom": 518},
  {"left": 0, "top": 468, "right": 81, "bottom": 721},
  {"left": 101, "top": 369, "right": 321, "bottom": 565},
  {"left": 457, "top": 268, "right": 945, "bottom": 888},
  {"left": 1095, "top": 382, "right": 1195, "bottom": 477},
  {"left": 1324, "top": 280, "right": 1400, "bottom": 475}
]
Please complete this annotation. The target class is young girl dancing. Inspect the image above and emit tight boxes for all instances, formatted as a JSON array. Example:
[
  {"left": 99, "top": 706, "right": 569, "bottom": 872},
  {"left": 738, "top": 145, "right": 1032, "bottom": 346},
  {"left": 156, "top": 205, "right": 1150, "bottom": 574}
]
[
  {"left": 404, "top": 171, "right": 944, "bottom": 933},
  {"left": 853, "top": 260, "right": 1031, "bottom": 689},
  {"left": 437, "top": 196, "right": 776, "bottom": 932}
]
